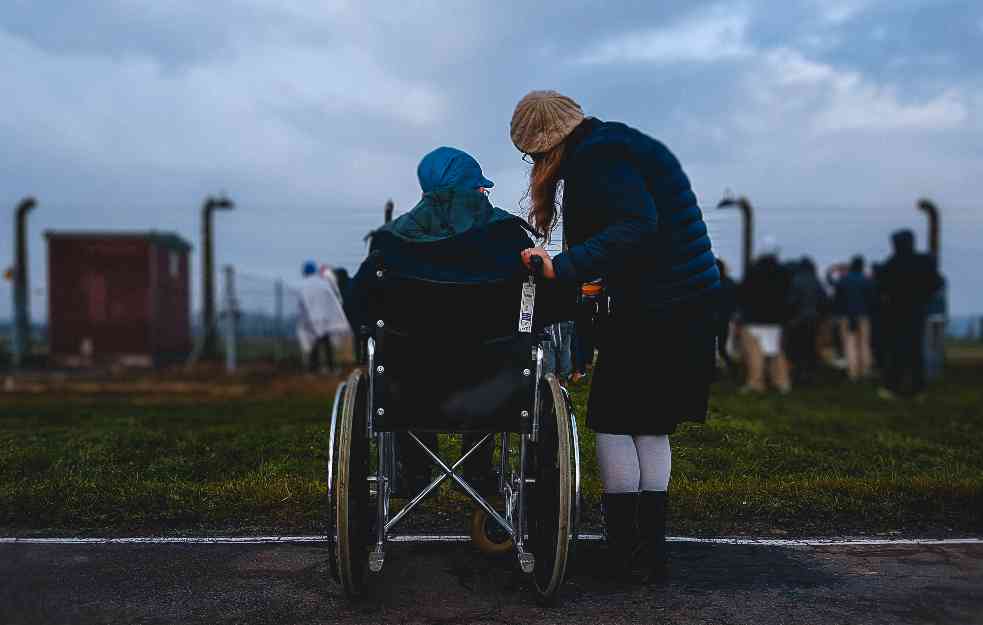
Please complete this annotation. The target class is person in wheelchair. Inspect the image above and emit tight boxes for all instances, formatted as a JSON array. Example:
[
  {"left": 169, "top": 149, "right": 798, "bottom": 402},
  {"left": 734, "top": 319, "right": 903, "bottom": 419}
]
[
  {"left": 334, "top": 146, "right": 578, "bottom": 603},
  {"left": 346, "top": 146, "right": 564, "bottom": 496}
]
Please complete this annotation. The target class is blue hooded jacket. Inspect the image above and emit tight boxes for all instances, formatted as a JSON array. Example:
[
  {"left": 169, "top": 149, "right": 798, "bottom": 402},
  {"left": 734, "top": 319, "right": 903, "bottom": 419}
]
[
  {"left": 552, "top": 119, "right": 720, "bottom": 311},
  {"left": 346, "top": 148, "right": 573, "bottom": 335}
]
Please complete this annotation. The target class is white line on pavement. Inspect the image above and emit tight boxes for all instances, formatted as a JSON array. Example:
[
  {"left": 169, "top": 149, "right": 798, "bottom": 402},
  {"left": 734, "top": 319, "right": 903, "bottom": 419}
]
[{"left": 1, "top": 535, "right": 980, "bottom": 546}]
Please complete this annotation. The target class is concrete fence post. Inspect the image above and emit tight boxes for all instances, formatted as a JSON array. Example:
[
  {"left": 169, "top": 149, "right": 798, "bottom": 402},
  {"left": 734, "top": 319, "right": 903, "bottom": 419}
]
[
  {"left": 11, "top": 197, "right": 37, "bottom": 369},
  {"left": 274, "top": 279, "right": 284, "bottom": 362},
  {"left": 223, "top": 265, "right": 238, "bottom": 374}
]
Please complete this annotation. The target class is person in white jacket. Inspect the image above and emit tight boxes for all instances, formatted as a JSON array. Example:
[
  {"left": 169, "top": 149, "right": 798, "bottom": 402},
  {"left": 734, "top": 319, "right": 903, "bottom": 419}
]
[{"left": 296, "top": 261, "right": 350, "bottom": 373}]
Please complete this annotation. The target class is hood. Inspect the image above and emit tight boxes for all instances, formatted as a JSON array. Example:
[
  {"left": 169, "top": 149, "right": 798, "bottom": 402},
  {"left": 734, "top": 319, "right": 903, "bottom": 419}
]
[
  {"left": 891, "top": 229, "right": 916, "bottom": 255},
  {"left": 379, "top": 188, "right": 522, "bottom": 243},
  {"left": 417, "top": 146, "right": 494, "bottom": 193}
]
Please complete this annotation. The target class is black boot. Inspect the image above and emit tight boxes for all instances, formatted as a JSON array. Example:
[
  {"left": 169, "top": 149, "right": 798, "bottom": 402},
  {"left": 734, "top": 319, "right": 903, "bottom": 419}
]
[
  {"left": 602, "top": 493, "right": 640, "bottom": 582},
  {"left": 636, "top": 491, "right": 669, "bottom": 584}
]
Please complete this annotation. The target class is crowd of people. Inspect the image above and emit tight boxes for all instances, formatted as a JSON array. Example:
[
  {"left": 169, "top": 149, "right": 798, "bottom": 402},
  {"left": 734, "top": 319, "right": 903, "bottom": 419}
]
[{"left": 716, "top": 229, "right": 944, "bottom": 399}]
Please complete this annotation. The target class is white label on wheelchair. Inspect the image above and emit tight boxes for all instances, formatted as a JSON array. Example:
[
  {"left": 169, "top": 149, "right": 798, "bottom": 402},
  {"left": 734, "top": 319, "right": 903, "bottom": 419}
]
[{"left": 518, "top": 282, "right": 536, "bottom": 333}]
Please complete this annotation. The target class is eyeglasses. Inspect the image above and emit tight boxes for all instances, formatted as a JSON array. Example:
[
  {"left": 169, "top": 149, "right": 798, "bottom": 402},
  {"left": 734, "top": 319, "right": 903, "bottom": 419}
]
[{"left": 521, "top": 152, "right": 544, "bottom": 165}]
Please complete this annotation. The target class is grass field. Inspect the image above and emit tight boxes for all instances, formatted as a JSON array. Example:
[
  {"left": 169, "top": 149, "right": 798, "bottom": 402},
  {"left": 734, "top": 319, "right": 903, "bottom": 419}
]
[{"left": 1, "top": 357, "right": 981, "bottom": 537}]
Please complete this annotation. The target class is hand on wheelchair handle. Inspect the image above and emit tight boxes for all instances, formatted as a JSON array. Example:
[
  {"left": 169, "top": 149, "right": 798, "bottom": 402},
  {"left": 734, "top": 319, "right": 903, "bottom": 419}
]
[{"left": 521, "top": 247, "right": 555, "bottom": 279}]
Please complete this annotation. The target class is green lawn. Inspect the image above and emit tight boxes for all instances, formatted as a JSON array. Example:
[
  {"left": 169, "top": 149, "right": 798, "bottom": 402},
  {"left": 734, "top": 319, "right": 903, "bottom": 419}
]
[{"left": 1, "top": 362, "right": 981, "bottom": 537}]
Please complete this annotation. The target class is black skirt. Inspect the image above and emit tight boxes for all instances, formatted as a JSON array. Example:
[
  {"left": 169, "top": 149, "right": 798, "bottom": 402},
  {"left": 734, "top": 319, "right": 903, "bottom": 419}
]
[{"left": 586, "top": 301, "right": 715, "bottom": 435}]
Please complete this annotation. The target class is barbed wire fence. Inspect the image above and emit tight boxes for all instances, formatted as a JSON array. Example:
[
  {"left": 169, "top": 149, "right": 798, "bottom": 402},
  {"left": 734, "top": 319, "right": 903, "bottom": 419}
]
[
  {"left": 213, "top": 269, "right": 300, "bottom": 368},
  {"left": 214, "top": 267, "right": 357, "bottom": 372},
  {"left": 4, "top": 198, "right": 983, "bottom": 373},
  {"left": 0, "top": 286, "right": 47, "bottom": 370}
]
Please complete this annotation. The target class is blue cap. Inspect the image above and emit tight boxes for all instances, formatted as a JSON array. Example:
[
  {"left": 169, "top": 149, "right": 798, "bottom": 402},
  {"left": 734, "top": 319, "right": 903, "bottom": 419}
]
[
  {"left": 302, "top": 260, "right": 318, "bottom": 276},
  {"left": 417, "top": 147, "right": 494, "bottom": 193}
]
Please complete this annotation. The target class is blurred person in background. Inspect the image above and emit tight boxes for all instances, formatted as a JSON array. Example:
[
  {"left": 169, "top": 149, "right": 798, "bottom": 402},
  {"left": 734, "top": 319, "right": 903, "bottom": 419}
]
[
  {"left": 869, "top": 262, "right": 887, "bottom": 369},
  {"left": 570, "top": 321, "right": 589, "bottom": 382},
  {"left": 542, "top": 320, "right": 575, "bottom": 382},
  {"left": 296, "top": 261, "right": 350, "bottom": 374},
  {"left": 714, "top": 258, "right": 739, "bottom": 378},
  {"left": 829, "top": 255, "right": 875, "bottom": 381},
  {"left": 738, "top": 240, "right": 792, "bottom": 394},
  {"left": 786, "top": 257, "right": 828, "bottom": 385},
  {"left": 333, "top": 267, "right": 353, "bottom": 306},
  {"left": 332, "top": 267, "right": 360, "bottom": 361},
  {"left": 511, "top": 90, "right": 720, "bottom": 584},
  {"left": 876, "top": 230, "right": 943, "bottom": 399}
]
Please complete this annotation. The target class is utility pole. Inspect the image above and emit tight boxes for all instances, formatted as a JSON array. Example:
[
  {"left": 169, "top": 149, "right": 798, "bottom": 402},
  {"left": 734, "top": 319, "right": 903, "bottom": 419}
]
[
  {"left": 384, "top": 199, "right": 394, "bottom": 224},
  {"left": 717, "top": 193, "right": 754, "bottom": 278},
  {"left": 917, "top": 198, "right": 940, "bottom": 261},
  {"left": 11, "top": 197, "right": 37, "bottom": 368},
  {"left": 200, "top": 195, "right": 235, "bottom": 359},
  {"left": 223, "top": 265, "right": 238, "bottom": 374},
  {"left": 917, "top": 198, "right": 946, "bottom": 378},
  {"left": 274, "top": 279, "right": 284, "bottom": 362}
]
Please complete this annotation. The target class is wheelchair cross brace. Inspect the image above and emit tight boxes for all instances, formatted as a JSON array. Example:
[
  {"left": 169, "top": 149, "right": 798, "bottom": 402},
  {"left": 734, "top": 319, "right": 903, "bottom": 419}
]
[
  {"left": 369, "top": 430, "right": 536, "bottom": 575},
  {"left": 384, "top": 433, "right": 505, "bottom": 534}
]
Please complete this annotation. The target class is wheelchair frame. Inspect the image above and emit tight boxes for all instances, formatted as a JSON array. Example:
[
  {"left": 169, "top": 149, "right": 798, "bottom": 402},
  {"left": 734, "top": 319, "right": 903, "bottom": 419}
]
[{"left": 327, "top": 274, "right": 581, "bottom": 605}]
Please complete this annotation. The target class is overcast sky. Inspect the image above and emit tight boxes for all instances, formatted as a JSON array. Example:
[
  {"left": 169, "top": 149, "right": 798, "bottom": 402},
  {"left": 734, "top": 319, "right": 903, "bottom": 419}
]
[{"left": 2, "top": 0, "right": 982, "bottom": 318}]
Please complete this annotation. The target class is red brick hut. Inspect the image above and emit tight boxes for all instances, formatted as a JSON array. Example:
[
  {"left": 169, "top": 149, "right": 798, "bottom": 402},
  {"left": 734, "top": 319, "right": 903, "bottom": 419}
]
[{"left": 46, "top": 231, "right": 193, "bottom": 367}]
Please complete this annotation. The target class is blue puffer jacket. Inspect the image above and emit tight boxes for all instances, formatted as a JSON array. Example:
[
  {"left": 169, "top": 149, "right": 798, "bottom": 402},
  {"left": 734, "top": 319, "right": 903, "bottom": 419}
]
[{"left": 552, "top": 119, "right": 719, "bottom": 311}]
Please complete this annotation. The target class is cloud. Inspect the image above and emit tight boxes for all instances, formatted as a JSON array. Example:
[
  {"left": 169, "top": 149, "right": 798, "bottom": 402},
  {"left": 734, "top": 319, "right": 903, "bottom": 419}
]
[
  {"left": 578, "top": 5, "right": 752, "bottom": 64},
  {"left": 816, "top": 85, "right": 966, "bottom": 133},
  {"left": 1, "top": 2, "right": 981, "bottom": 314},
  {"left": 759, "top": 48, "right": 969, "bottom": 133},
  {"left": 814, "top": 0, "right": 873, "bottom": 24},
  {"left": 0, "top": 28, "right": 445, "bottom": 207}
]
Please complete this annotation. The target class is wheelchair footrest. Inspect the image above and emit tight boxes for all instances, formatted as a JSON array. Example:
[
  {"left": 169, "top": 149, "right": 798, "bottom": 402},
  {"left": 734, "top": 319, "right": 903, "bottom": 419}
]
[
  {"left": 369, "top": 546, "right": 386, "bottom": 573},
  {"left": 517, "top": 551, "right": 535, "bottom": 574}
]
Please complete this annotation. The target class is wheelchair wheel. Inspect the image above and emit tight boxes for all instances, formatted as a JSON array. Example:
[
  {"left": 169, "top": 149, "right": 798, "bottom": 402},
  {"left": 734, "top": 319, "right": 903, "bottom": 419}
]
[
  {"left": 526, "top": 373, "right": 576, "bottom": 605},
  {"left": 329, "top": 369, "right": 372, "bottom": 599},
  {"left": 326, "top": 379, "right": 347, "bottom": 584}
]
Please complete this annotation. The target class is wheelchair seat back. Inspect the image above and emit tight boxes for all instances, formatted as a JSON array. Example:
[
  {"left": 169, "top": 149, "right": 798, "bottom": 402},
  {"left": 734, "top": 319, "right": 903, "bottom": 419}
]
[{"left": 370, "top": 274, "right": 535, "bottom": 433}]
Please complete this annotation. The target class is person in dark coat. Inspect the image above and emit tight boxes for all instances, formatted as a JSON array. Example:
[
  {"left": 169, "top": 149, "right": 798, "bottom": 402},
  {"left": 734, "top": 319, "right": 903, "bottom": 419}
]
[
  {"left": 876, "top": 230, "right": 943, "bottom": 398},
  {"left": 511, "top": 91, "right": 720, "bottom": 583},
  {"left": 333, "top": 267, "right": 352, "bottom": 303},
  {"left": 346, "top": 147, "right": 542, "bottom": 330},
  {"left": 828, "top": 256, "right": 875, "bottom": 380},
  {"left": 738, "top": 250, "right": 793, "bottom": 393},
  {"left": 786, "top": 257, "right": 828, "bottom": 384},
  {"left": 714, "top": 259, "right": 739, "bottom": 377},
  {"left": 332, "top": 267, "right": 359, "bottom": 361}
]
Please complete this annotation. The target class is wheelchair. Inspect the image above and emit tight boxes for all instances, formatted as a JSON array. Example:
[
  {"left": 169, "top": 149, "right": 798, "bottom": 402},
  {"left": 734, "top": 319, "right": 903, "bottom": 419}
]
[{"left": 327, "top": 257, "right": 581, "bottom": 605}]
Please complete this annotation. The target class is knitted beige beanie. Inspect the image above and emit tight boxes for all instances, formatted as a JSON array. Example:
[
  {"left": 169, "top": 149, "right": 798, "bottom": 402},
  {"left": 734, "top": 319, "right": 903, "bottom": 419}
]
[{"left": 510, "top": 90, "right": 585, "bottom": 154}]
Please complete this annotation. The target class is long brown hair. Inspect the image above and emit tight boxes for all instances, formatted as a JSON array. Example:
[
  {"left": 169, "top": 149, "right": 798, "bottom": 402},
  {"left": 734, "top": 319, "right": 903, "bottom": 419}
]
[
  {"left": 525, "top": 142, "right": 567, "bottom": 242},
  {"left": 524, "top": 118, "right": 592, "bottom": 242}
]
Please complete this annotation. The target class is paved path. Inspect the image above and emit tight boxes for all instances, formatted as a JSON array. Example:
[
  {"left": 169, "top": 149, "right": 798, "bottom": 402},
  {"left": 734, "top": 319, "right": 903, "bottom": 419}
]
[{"left": 3, "top": 541, "right": 981, "bottom": 624}]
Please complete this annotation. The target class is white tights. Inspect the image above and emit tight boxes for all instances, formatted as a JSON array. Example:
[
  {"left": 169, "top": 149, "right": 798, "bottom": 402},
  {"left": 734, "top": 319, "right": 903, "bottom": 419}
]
[{"left": 595, "top": 433, "right": 671, "bottom": 493}]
